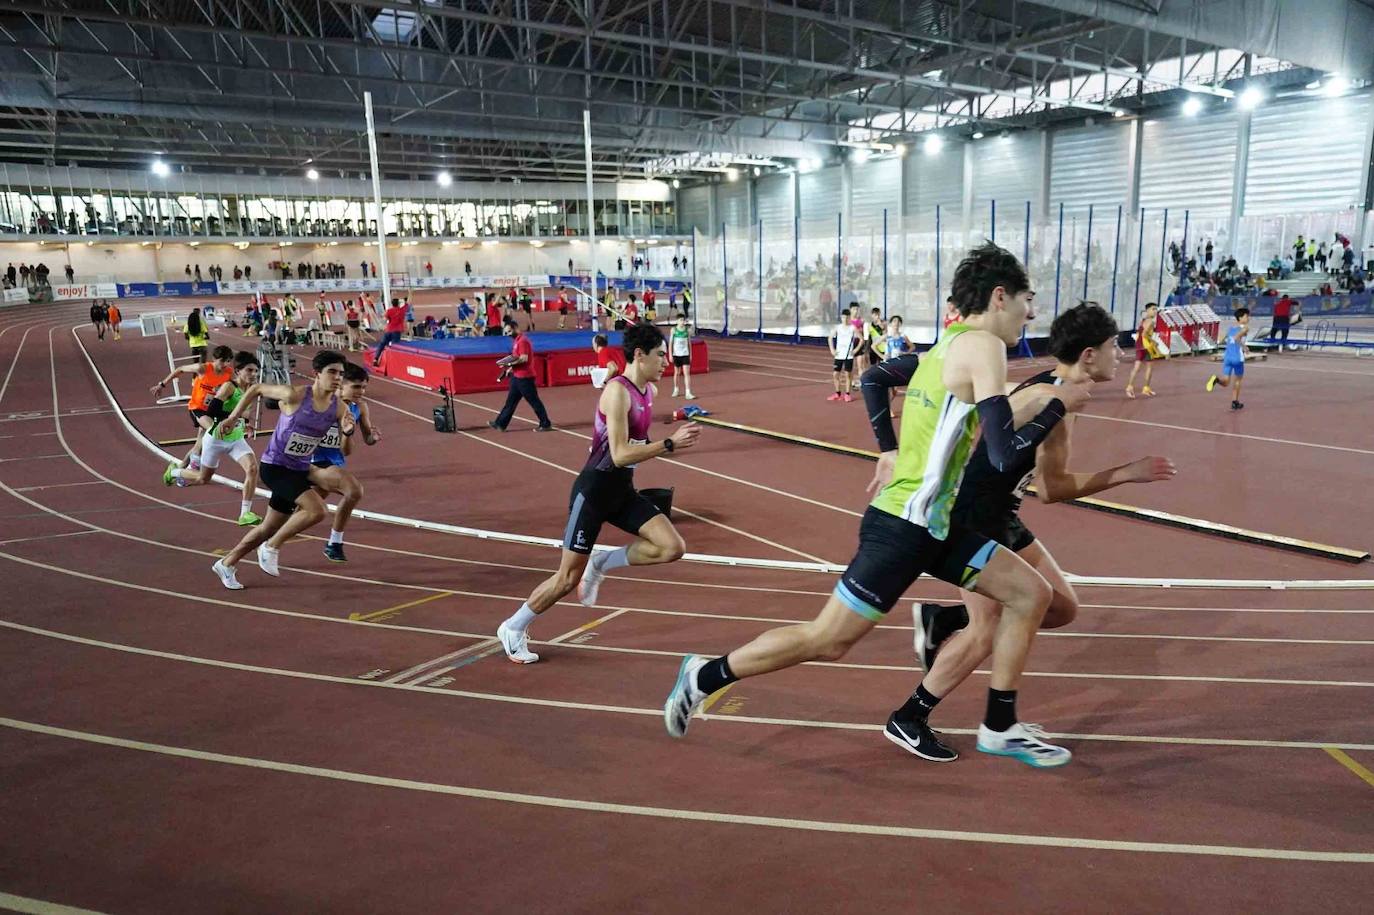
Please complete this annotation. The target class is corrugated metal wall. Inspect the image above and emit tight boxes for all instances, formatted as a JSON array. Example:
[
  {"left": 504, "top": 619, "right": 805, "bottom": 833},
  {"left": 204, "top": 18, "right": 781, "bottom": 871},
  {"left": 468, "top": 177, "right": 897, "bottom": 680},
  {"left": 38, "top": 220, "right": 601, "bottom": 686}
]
[
  {"left": 677, "top": 185, "right": 711, "bottom": 233},
  {"left": 971, "top": 132, "right": 1042, "bottom": 215},
  {"left": 1244, "top": 91, "right": 1371, "bottom": 215},
  {"left": 849, "top": 156, "right": 901, "bottom": 234},
  {"left": 798, "top": 166, "right": 844, "bottom": 228},
  {"left": 755, "top": 173, "right": 795, "bottom": 229},
  {"left": 904, "top": 143, "right": 963, "bottom": 215},
  {"left": 717, "top": 181, "right": 751, "bottom": 229},
  {"left": 1138, "top": 112, "right": 1238, "bottom": 215},
  {"left": 1050, "top": 123, "right": 1133, "bottom": 217}
]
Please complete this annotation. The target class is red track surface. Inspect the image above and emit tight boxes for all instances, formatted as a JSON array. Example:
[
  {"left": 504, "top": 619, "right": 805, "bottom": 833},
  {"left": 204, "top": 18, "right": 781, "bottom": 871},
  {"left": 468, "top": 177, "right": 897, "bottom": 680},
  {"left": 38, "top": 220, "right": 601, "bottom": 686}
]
[{"left": 2, "top": 298, "right": 1372, "bottom": 912}]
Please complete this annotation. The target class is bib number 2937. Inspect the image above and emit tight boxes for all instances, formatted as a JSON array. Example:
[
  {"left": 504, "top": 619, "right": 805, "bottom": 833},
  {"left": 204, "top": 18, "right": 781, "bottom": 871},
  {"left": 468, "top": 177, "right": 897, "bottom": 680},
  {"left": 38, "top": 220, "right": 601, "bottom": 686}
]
[{"left": 284, "top": 433, "right": 321, "bottom": 457}]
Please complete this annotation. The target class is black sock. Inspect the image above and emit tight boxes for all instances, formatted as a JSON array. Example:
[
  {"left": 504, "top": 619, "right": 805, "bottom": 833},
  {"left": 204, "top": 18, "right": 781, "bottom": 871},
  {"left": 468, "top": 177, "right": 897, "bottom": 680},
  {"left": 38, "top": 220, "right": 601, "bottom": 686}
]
[
  {"left": 895, "top": 683, "right": 941, "bottom": 722},
  {"left": 695, "top": 656, "right": 737, "bottom": 695},
  {"left": 985, "top": 688, "right": 1018, "bottom": 732}
]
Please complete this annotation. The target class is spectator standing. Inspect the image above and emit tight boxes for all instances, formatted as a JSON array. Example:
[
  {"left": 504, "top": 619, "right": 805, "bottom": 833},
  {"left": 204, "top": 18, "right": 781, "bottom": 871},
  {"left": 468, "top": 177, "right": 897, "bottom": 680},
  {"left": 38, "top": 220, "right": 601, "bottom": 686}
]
[
  {"left": 64, "top": 264, "right": 74, "bottom": 284},
  {"left": 488, "top": 319, "right": 553, "bottom": 432}
]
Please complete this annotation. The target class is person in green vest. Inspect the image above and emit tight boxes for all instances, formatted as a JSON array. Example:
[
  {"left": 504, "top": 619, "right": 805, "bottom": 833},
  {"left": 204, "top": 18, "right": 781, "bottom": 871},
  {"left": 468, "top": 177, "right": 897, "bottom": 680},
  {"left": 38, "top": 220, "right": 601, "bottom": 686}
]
[
  {"left": 664, "top": 243, "right": 1091, "bottom": 766},
  {"left": 163, "top": 351, "right": 263, "bottom": 526}
]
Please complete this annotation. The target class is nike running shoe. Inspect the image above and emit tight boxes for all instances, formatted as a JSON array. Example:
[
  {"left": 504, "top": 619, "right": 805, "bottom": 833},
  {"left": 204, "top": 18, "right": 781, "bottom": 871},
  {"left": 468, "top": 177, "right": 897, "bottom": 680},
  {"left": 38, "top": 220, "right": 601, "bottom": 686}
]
[
  {"left": 496, "top": 621, "right": 540, "bottom": 664},
  {"left": 236, "top": 511, "right": 261, "bottom": 526},
  {"left": 883, "top": 713, "right": 958, "bottom": 762}
]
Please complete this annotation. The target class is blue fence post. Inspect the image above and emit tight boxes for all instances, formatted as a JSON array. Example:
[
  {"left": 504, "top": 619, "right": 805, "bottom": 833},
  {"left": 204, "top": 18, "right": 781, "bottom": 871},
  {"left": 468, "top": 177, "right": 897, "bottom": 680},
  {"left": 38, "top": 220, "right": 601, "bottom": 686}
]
[
  {"left": 935, "top": 204, "right": 942, "bottom": 341},
  {"left": 1023, "top": 200, "right": 1031, "bottom": 264},
  {"left": 990, "top": 199, "right": 996, "bottom": 244},
  {"left": 1082, "top": 203, "right": 1094, "bottom": 301},
  {"left": 1109, "top": 204, "right": 1122, "bottom": 315},
  {"left": 721, "top": 221, "right": 729, "bottom": 336},
  {"left": 1053, "top": 202, "right": 1064, "bottom": 317},
  {"left": 1180, "top": 209, "right": 1191, "bottom": 300},
  {"left": 882, "top": 208, "right": 889, "bottom": 318},
  {"left": 1133, "top": 207, "right": 1146, "bottom": 326},
  {"left": 835, "top": 211, "right": 842, "bottom": 321},
  {"left": 1157, "top": 208, "right": 1169, "bottom": 305},
  {"left": 756, "top": 219, "right": 763, "bottom": 339},
  {"left": 793, "top": 215, "right": 801, "bottom": 344}
]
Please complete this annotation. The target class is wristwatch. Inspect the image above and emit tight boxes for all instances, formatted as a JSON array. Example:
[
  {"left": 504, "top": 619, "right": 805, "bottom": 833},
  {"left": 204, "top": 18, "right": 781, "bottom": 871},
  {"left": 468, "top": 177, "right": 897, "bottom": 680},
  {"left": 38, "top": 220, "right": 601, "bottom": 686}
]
[{"left": 663, "top": 438, "right": 675, "bottom": 453}]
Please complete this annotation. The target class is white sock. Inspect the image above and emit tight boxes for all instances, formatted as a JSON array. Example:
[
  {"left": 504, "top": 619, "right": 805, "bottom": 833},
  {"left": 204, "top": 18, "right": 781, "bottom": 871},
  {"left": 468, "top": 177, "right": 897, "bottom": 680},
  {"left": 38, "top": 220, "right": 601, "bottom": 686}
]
[
  {"left": 328, "top": 529, "right": 345, "bottom": 544},
  {"left": 594, "top": 546, "right": 631, "bottom": 573},
  {"left": 505, "top": 603, "right": 538, "bottom": 633},
  {"left": 241, "top": 500, "right": 253, "bottom": 515}
]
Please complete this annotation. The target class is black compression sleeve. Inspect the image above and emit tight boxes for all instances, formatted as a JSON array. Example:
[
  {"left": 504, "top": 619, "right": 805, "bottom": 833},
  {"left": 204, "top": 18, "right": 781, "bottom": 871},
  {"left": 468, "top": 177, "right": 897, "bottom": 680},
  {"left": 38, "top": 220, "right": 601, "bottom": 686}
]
[
  {"left": 859, "top": 353, "right": 919, "bottom": 452},
  {"left": 975, "top": 394, "right": 1066, "bottom": 472},
  {"left": 205, "top": 397, "right": 227, "bottom": 420}
]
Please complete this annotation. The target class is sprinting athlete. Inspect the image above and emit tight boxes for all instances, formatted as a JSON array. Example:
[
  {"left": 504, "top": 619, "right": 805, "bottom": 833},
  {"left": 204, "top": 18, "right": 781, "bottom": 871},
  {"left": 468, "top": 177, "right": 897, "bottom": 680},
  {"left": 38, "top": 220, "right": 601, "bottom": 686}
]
[
  {"left": 864, "top": 303, "right": 1175, "bottom": 763},
  {"left": 298, "top": 361, "right": 380, "bottom": 562},
  {"left": 162, "top": 350, "right": 263, "bottom": 525},
  {"left": 1206, "top": 307, "right": 1250, "bottom": 410},
  {"left": 495, "top": 323, "right": 702, "bottom": 663},
  {"left": 152, "top": 344, "right": 235, "bottom": 471},
  {"left": 664, "top": 243, "right": 1090, "bottom": 767},
  {"left": 1125, "top": 302, "right": 1164, "bottom": 398},
  {"left": 210, "top": 351, "right": 354, "bottom": 590}
]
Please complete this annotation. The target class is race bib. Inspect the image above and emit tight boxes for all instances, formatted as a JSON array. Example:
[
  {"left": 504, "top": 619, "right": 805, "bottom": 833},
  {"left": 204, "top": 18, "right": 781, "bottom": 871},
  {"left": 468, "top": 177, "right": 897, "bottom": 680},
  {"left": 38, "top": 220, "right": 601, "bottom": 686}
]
[
  {"left": 284, "top": 432, "right": 322, "bottom": 457},
  {"left": 319, "top": 425, "right": 343, "bottom": 450}
]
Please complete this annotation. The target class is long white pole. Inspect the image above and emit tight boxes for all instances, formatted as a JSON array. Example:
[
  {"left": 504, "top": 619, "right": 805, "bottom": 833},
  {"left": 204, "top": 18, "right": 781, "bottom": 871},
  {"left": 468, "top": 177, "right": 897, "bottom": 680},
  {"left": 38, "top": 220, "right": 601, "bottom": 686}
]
[
  {"left": 364, "top": 92, "right": 392, "bottom": 310},
  {"left": 583, "top": 109, "right": 597, "bottom": 317}
]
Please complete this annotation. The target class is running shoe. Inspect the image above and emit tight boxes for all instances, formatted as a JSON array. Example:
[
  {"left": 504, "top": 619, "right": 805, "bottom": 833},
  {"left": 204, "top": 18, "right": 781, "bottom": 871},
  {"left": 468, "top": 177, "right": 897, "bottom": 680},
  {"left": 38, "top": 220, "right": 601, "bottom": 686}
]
[
  {"left": 257, "top": 544, "right": 281, "bottom": 576},
  {"left": 496, "top": 621, "right": 540, "bottom": 663},
  {"left": 236, "top": 511, "right": 261, "bottom": 526},
  {"left": 827, "top": 392, "right": 842, "bottom": 401},
  {"left": 577, "top": 554, "right": 606, "bottom": 606},
  {"left": 883, "top": 713, "right": 958, "bottom": 762},
  {"left": 663, "top": 654, "right": 710, "bottom": 737},
  {"left": 212, "top": 560, "right": 243, "bottom": 591},
  {"left": 1205, "top": 374, "right": 1218, "bottom": 392},
  {"left": 535, "top": 424, "right": 554, "bottom": 432},
  {"left": 684, "top": 390, "right": 695, "bottom": 399},
  {"left": 162, "top": 461, "right": 179, "bottom": 486},
  {"left": 323, "top": 542, "right": 347, "bottom": 563},
  {"left": 1231, "top": 400, "right": 1244, "bottom": 410},
  {"left": 913, "top": 602, "right": 942, "bottom": 671},
  {"left": 671, "top": 388, "right": 679, "bottom": 397},
  {"left": 1141, "top": 386, "right": 1156, "bottom": 397},
  {"left": 841, "top": 392, "right": 853, "bottom": 403},
  {"left": 976, "top": 722, "right": 1071, "bottom": 768}
]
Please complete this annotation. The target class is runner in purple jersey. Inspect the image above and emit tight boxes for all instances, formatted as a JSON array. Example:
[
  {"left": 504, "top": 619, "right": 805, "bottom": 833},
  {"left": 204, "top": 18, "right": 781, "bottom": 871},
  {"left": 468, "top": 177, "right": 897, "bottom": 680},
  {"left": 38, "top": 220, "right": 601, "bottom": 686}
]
[
  {"left": 495, "top": 323, "right": 702, "bottom": 663},
  {"left": 211, "top": 350, "right": 355, "bottom": 590}
]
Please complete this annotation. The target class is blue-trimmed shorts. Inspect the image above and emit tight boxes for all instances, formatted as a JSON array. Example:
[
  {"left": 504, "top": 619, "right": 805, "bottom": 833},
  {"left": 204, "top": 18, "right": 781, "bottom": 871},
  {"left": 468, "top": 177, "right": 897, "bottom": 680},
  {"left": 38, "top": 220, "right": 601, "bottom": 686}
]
[{"left": 834, "top": 506, "right": 1001, "bottom": 621}]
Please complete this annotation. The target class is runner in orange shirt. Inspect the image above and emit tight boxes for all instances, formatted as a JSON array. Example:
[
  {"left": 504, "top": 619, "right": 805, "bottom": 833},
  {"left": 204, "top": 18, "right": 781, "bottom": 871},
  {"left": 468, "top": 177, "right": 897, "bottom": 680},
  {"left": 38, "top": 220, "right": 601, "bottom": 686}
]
[{"left": 152, "top": 344, "right": 235, "bottom": 472}]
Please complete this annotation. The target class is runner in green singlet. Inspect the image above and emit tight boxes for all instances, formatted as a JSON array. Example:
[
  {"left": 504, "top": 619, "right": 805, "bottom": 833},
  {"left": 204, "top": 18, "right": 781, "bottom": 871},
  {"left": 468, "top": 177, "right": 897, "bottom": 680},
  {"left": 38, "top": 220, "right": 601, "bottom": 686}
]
[{"left": 664, "top": 243, "right": 1091, "bottom": 767}]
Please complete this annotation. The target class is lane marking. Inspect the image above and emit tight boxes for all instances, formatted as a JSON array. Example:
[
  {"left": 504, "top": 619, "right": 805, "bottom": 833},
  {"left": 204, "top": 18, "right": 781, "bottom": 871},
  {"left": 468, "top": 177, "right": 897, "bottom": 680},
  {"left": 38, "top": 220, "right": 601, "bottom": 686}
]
[
  {"left": 0, "top": 891, "right": 106, "bottom": 915},
  {"left": 14, "top": 481, "right": 107, "bottom": 492},
  {"left": 4, "top": 614, "right": 1374, "bottom": 753},
  {"left": 0, "top": 324, "right": 38, "bottom": 409},
  {"left": 0, "top": 453, "right": 70, "bottom": 463},
  {"left": 3, "top": 716, "right": 1372, "bottom": 862},
  {"left": 383, "top": 639, "right": 499, "bottom": 684},
  {"left": 349, "top": 590, "right": 457, "bottom": 622},
  {"left": 1324, "top": 747, "right": 1374, "bottom": 789},
  {"left": 1076, "top": 413, "right": 1374, "bottom": 457},
  {"left": 548, "top": 608, "right": 631, "bottom": 644},
  {"left": 0, "top": 530, "right": 96, "bottom": 546},
  {"left": 698, "top": 682, "right": 737, "bottom": 716}
]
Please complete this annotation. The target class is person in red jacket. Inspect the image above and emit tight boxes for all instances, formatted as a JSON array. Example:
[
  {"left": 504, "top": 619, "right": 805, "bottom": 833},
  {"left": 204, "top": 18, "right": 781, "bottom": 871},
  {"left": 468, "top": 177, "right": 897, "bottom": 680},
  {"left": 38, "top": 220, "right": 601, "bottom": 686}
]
[
  {"left": 488, "top": 319, "right": 553, "bottom": 431},
  {"left": 371, "top": 297, "right": 409, "bottom": 367}
]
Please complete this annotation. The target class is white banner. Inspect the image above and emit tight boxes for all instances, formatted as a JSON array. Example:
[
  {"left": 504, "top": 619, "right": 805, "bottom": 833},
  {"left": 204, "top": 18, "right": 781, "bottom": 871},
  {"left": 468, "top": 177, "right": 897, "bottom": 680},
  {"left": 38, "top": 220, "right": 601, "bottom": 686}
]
[
  {"left": 53, "top": 283, "right": 118, "bottom": 300},
  {"left": 2, "top": 288, "right": 30, "bottom": 305},
  {"left": 219, "top": 275, "right": 551, "bottom": 295}
]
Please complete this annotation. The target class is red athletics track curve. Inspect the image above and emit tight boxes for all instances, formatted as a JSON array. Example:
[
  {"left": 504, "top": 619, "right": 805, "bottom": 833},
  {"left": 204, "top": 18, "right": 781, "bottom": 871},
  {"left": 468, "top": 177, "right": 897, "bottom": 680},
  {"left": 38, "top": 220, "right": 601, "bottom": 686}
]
[{"left": 0, "top": 306, "right": 1371, "bottom": 911}]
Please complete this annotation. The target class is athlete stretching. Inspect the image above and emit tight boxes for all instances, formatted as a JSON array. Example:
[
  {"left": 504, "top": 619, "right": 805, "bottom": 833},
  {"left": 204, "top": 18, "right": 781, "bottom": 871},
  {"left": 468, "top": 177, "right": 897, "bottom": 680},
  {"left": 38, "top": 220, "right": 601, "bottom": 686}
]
[
  {"left": 664, "top": 243, "right": 1089, "bottom": 766},
  {"left": 495, "top": 323, "right": 701, "bottom": 663},
  {"left": 863, "top": 303, "right": 1175, "bottom": 763}
]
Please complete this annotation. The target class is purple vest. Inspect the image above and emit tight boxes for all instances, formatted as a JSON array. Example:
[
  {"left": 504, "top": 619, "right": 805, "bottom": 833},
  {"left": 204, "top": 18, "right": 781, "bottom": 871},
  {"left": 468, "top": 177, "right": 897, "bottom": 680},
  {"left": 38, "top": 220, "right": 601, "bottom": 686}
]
[
  {"left": 585, "top": 375, "right": 654, "bottom": 472},
  {"left": 262, "top": 388, "right": 339, "bottom": 471}
]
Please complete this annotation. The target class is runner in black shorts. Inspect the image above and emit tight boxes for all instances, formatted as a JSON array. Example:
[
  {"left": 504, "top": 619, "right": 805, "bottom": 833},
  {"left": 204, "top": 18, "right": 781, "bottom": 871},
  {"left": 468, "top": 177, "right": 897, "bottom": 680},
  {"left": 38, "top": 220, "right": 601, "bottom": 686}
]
[
  {"left": 860, "top": 303, "right": 1175, "bottom": 757},
  {"left": 495, "top": 324, "right": 702, "bottom": 664}
]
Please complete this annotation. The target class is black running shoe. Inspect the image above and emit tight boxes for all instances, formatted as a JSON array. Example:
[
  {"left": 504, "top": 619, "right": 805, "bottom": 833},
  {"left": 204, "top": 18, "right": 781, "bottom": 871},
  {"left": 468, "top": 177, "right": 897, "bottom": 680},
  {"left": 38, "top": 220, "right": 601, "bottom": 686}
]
[
  {"left": 323, "top": 542, "right": 347, "bottom": 563},
  {"left": 883, "top": 713, "right": 958, "bottom": 762},
  {"left": 913, "top": 603, "right": 941, "bottom": 671}
]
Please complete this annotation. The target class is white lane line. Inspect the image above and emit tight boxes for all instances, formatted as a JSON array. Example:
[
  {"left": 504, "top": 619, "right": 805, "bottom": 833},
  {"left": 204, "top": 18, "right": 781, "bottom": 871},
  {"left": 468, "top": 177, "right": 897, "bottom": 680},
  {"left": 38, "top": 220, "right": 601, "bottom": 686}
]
[
  {"left": 1075, "top": 413, "right": 1374, "bottom": 456},
  {"left": 3, "top": 615, "right": 1374, "bottom": 755},
  {"left": 0, "top": 891, "right": 107, "bottom": 915},
  {"left": 0, "top": 530, "right": 97, "bottom": 546},
  {"left": 2, "top": 715, "right": 1372, "bottom": 862},
  {"left": 0, "top": 324, "right": 38, "bottom": 408}
]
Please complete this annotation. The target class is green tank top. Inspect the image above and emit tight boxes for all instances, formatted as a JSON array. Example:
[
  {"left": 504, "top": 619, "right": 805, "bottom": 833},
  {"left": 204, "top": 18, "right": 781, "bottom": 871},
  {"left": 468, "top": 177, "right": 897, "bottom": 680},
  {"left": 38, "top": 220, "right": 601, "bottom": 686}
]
[
  {"left": 214, "top": 386, "right": 246, "bottom": 443},
  {"left": 870, "top": 323, "right": 979, "bottom": 539}
]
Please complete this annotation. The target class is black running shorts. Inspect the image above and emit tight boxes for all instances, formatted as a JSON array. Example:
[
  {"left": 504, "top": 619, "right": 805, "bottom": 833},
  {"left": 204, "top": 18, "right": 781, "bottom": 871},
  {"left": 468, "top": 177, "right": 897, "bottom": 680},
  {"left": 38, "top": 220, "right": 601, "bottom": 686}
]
[
  {"left": 563, "top": 468, "right": 663, "bottom": 554},
  {"left": 834, "top": 506, "right": 1001, "bottom": 620},
  {"left": 260, "top": 461, "right": 314, "bottom": 514}
]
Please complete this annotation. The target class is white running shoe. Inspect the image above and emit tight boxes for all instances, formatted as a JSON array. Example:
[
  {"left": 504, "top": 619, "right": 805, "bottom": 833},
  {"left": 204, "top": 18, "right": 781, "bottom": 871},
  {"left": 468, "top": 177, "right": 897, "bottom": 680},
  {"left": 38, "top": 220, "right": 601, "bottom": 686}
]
[
  {"left": 663, "top": 654, "right": 710, "bottom": 737},
  {"left": 496, "top": 621, "right": 540, "bottom": 664},
  {"left": 684, "top": 390, "right": 695, "bottom": 399},
  {"left": 976, "top": 722, "right": 1071, "bottom": 768},
  {"left": 257, "top": 544, "right": 280, "bottom": 577},
  {"left": 212, "top": 560, "right": 243, "bottom": 591},
  {"left": 577, "top": 554, "right": 606, "bottom": 606}
]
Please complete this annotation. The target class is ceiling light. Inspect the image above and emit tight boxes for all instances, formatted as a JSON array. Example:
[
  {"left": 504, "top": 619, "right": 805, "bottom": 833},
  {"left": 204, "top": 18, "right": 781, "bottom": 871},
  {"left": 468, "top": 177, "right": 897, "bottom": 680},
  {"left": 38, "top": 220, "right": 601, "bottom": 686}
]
[
  {"left": 971, "top": 131, "right": 985, "bottom": 140},
  {"left": 752, "top": 166, "right": 761, "bottom": 177},
  {"left": 436, "top": 171, "right": 452, "bottom": 187},
  {"left": 725, "top": 167, "right": 739, "bottom": 181},
  {"left": 671, "top": 178, "right": 681, "bottom": 189},
  {"left": 851, "top": 148, "right": 871, "bottom": 165},
  {"left": 1113, "top": 109, "right": 1127, "bottom": 118},
  {"left": 1238, "top": 87, "right": 1264, "bottom": 109},
  {"left": 1324, "top": 75, "right": 1351, "bottom": 97},
  {"left": 306, "top": 168, "right": 320, "bottom": 180},
  {"left": 1181, "top": 97, "right": 1203, "bottom": 117},
  {"left": 923, "top": 135, "right": 944, "bottom": 155},
  {"left": 151, "top": 159, "right": 170, "bottom": 177},
  {"left": 529, "top": 239, "right": 544, "bottom": 247},
  {"left": 894, "top": 143, "right": 906, "bottom": 156}
]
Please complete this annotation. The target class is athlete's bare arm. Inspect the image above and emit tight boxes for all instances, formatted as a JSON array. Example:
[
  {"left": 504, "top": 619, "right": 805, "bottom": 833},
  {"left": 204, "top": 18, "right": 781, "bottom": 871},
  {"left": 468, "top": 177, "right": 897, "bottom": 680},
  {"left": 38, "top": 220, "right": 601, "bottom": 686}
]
[{"left": 1035, "top": 419, "right": 1176, "bottom": 503}]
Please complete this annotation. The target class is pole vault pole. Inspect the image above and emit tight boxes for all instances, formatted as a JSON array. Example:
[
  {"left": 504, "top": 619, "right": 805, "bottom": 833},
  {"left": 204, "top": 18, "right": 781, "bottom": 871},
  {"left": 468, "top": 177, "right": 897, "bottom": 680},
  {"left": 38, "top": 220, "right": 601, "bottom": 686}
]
[
  {"left": 363, "top": 92, "right": 392, "bottom": 310},
  {"left": 583, "top": 109, "right": 598, "bottom": 317}
]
